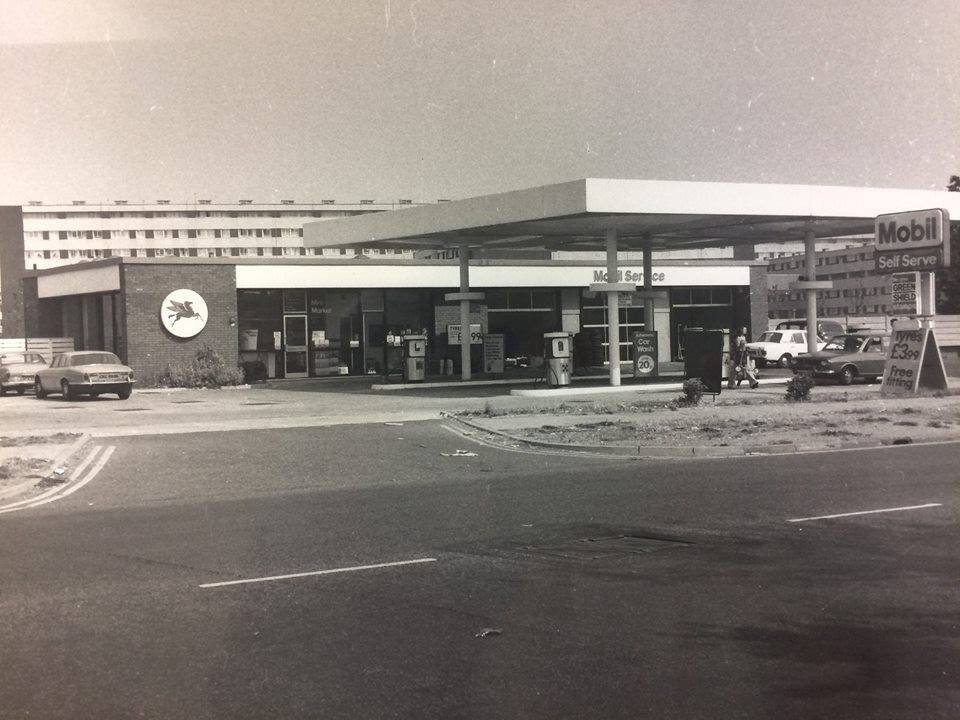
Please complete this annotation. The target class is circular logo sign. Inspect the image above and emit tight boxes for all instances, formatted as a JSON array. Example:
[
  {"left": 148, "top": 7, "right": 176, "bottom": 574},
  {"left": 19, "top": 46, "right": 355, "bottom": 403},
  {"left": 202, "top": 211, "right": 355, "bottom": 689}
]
[
  {"left": 635, "top": 354, "right": 655, "bottom": 374},
  {"left": 161, "top": 289, "right": 208, "bottom": 338}
]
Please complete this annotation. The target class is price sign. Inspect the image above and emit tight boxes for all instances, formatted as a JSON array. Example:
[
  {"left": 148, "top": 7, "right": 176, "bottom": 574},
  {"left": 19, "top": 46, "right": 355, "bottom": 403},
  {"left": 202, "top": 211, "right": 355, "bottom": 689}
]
[
  {"left": 881, "top": 324, "right": 948, "bottom": 395},
  {"left": 447, "top": 324, "right": 482, "bottom": 345}
]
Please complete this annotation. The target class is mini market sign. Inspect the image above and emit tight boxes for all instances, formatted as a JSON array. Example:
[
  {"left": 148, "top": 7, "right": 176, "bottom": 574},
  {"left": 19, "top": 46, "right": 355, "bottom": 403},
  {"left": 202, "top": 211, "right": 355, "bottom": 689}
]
[{"left": 875, "top": 208, "right": 950, "bottom": 274}]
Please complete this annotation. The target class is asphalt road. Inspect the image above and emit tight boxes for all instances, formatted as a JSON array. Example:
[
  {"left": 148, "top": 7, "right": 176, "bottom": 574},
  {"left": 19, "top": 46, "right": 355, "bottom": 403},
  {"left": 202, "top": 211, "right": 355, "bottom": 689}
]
[{"left": 0, "top": 421, "right": 957, "bottom": 719}]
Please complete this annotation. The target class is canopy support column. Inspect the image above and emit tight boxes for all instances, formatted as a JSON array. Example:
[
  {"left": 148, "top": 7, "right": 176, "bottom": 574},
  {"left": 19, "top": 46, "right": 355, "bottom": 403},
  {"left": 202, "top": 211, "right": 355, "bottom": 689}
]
[
  {"left": 444, "top": 245, "right": 485, "bottom": 381},
  {"left": 788, "top": 227, "right": 832, "bottom": 354},
  {"left": 803, "top": 230, "right": 818, "bottom": 353},
  {"left": 459, "top": 243, "right": 472, "bottom": 380},
  {"left": 642, "top": 234, "right": 654, "bottom": 332},
  {"left": 606, "top": 230, "right": 621, "bottom": 386}
]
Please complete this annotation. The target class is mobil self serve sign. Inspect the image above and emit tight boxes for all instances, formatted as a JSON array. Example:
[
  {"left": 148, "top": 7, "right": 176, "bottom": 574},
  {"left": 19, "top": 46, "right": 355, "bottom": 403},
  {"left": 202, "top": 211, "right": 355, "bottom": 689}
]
[{"left": 875, "top": 208, "right": 950, "bottom": 273}]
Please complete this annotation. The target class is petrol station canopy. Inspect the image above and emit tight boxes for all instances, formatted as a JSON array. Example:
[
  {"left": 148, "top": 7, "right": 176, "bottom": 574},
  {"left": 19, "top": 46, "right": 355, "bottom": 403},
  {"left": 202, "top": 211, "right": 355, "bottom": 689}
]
[
  {"left": 303, "top": 178, "right": 960, "bottom": 252},
  {"left": 303, "top": 178, "right": 960, "bottom": 386}
]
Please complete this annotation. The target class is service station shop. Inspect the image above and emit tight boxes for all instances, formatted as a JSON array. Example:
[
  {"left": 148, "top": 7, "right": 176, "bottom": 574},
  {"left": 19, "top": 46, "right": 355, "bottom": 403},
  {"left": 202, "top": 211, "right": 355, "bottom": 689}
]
[{"left": 21, "top": 256, "right": 763, "bottom": 385}]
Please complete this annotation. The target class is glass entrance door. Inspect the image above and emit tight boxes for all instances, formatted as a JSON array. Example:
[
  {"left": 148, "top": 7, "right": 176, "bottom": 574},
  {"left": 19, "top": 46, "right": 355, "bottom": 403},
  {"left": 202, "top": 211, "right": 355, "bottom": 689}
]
[{"left": 284, "top": 314, "right": 308, "bottom": 378}]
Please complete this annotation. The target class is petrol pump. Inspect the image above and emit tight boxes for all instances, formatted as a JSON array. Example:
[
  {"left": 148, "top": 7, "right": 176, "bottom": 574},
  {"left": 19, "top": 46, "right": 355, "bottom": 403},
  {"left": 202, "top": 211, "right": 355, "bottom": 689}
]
[
  {"left": 543, "top": 331, "right": 573, "bottom": 387},
  {"left": 402, "top": 334, "right": 427, "bottom": 382}
]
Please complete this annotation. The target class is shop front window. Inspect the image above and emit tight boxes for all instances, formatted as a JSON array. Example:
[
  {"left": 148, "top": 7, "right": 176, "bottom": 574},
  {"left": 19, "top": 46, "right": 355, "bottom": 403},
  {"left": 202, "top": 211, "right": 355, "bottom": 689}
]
[{"left": 283, "top": 290, "right": 307, "bottom": 313}]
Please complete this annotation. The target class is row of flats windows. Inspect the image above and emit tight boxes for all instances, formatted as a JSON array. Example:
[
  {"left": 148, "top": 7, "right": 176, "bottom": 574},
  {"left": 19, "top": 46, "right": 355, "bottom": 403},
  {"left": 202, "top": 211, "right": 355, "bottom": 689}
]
[
  {"left": 769, "top": 287, "right": 888, "bottom": 303},
  {"left": 769, "top": 252, "right": 872, "bottom": 271},
  {"left": 768, "top": 305, "right": 887, "bottom": 319},
  {"left": 32, "top": 210, "right": 359, "bottom": 220},
  {"left": 37, "top": 228, "right": 305, "bottom": 240},
  {"left": 30, "top": 247, "right": 405, "bottom": 260}
]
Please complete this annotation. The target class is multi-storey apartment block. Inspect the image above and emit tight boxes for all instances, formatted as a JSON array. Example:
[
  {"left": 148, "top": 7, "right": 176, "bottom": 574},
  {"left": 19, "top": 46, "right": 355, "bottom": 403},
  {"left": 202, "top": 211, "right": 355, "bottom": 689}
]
[
  {"left": 20, "top": 199, "right": 421, "bottom": 270},
  {"left": 766, "top": 244, "right": 890, "bottom": 320}
]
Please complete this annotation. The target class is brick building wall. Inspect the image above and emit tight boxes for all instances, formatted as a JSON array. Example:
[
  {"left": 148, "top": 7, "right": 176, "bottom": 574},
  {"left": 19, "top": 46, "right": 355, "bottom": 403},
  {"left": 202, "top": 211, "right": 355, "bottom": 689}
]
[{"left": 121, "top": 263, "right": 239, "bottom": 385}]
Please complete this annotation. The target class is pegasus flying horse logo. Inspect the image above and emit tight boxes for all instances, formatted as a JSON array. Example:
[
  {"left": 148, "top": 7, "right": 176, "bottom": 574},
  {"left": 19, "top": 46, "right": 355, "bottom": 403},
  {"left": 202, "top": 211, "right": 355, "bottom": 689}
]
[{"left": 166, "top": 299, "right": 203, "bottom": 325}]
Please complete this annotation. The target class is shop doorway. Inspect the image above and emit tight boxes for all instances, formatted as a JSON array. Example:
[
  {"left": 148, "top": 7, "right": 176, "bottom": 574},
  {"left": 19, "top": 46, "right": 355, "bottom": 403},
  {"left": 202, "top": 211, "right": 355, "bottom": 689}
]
[{"left": 284, "top": 314, "right": 309, "bottom": 378}]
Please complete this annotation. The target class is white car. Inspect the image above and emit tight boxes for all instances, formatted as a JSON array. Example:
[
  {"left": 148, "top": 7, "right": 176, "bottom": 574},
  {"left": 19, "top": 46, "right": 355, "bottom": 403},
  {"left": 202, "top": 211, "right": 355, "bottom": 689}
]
[
  {"left": 746, "top": 330, "right": 823, "bottom": 368},
  {"left": 34, "top": 351, "right": 135, "bottom": 400}
]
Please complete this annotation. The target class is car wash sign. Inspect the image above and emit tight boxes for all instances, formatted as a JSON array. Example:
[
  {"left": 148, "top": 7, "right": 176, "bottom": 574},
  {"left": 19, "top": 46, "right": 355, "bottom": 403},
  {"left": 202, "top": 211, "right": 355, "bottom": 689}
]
[{"left": 875, "top": 209, "right": 950, "bottom": 274}]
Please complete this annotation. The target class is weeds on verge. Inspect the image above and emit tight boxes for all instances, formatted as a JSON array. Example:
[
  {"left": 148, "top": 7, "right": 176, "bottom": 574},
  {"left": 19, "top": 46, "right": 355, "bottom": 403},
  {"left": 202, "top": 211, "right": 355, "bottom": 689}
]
[{"left": 785, "top": 374, "right": 814, "bottom": 402}]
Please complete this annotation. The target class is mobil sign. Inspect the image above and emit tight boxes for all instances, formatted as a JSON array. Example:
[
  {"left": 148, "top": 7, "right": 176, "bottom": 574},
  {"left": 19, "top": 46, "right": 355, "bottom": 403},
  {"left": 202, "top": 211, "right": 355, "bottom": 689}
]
[{"left": 875, "top": 208, "right": 950, "bottom": 274}]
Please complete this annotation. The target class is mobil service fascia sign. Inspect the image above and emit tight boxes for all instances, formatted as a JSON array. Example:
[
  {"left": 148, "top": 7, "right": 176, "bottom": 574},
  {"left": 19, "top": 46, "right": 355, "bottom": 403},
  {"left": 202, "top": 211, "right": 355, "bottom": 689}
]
[{"left": 875, "top": 208, "right": 950, "bottom": 274}]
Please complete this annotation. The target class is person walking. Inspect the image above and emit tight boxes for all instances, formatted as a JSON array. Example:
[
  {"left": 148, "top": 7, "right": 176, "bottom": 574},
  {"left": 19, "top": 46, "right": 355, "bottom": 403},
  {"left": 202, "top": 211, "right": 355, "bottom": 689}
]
[{"left": 734, "top": 326, "right": 759, "bottom": 389}]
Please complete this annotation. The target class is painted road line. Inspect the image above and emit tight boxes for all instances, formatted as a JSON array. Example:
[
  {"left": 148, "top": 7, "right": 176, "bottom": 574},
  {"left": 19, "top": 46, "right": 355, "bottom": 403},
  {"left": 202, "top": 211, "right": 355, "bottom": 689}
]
[
  {"left": 199, "top": 557, "right": 438, "bottom": 589},
  {"left": 0, "top": 444, "right": 104, "bottom": 513},
  {"left": 39, "top": 445, "right": 116, "bottom": 502},
  {"left": 787, "top": 503, "right": 943, "bottom": 523}
]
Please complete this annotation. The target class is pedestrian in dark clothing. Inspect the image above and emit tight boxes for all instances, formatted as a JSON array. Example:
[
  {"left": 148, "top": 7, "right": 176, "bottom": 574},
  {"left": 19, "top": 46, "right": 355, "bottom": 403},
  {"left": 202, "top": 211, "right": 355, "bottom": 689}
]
[{"left": 734, "top": 327, "right": 759, "bottom": 389}]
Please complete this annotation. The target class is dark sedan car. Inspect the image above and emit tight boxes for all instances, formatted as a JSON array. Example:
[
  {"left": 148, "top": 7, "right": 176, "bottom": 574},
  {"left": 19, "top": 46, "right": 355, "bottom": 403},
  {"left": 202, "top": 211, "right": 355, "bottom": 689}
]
[{"left": 791, "top": 332, "right": 888, "bottom": 385}]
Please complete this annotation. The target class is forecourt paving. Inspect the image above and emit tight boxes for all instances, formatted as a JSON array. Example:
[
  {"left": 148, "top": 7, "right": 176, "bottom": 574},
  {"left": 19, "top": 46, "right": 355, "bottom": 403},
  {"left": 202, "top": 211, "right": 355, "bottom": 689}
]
[{"left": 0, "top": 418, "right": 957, "bottom": 719}]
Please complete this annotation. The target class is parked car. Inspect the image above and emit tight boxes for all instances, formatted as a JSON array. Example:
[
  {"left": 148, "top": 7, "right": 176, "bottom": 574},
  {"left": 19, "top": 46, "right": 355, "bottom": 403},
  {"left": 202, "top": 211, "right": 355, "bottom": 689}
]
[
  {"left": 746, "top": 330, "right": 823, "bottom": 368},
  {"left": 0, "top": 351, "right": 47, "bottom": 396},
  {"left": 35, "top": 351, "right": 135, "bottom": 400},
  {"left": 790, "top": 332, "right": 888, "bottom": 385},
  {"left": 774, "top": 319, "right": 846, "bottom": 342}
]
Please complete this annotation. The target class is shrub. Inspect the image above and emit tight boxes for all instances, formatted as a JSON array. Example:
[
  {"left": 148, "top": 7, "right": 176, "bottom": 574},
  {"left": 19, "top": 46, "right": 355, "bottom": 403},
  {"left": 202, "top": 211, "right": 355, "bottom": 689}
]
[
  {"left": 677, "top": 378, "right": 707, "bottom": 406},
  {"left": 158, "top": 346, "right": 245, "bottom": 389},
  {"left": 241, "top": 360, "right": 267, "bottom": 384},
  {"left": 785, "top": 374, "right": 815, "bottom": 402}
]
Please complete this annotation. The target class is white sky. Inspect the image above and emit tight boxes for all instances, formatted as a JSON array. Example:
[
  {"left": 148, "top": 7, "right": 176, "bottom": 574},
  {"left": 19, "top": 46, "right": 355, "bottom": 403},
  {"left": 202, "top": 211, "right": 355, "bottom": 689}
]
[{"left": 1, "top": 0, "right": 958, "bottom": 204}]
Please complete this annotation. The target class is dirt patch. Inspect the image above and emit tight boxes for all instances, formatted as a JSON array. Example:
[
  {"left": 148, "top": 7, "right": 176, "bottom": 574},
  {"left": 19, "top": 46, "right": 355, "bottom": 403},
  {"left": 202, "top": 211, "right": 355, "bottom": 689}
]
[
  {"left": 0, "top": 457, "right": 47, "bottom": 483},
  {"left": 480, "top": 394, "right": 960, "bottom": 452},
  {"left": 0, "top": 433, "right": 80, "bottom": 447}
]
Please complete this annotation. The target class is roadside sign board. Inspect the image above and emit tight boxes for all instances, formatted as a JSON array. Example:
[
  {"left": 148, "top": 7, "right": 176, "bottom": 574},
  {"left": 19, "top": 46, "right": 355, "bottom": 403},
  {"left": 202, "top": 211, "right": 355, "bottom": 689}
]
[
  {"left": 881, "top": 323, "right": 948, "bottom": 395},
  {"left": 889, "top": 272, "right": 921, "bottom": 315},
  {"left": 875, "top": 208, "right": 950, "bottom": 273},
  {"left": 631, "top": 331, "right": 658, "bottom": 378},
  {"left": 483, "top": 333, "right": 505, "bottom": 374},
  {"left": 447, "top": 323, "right": 482, "bottom": 345}
]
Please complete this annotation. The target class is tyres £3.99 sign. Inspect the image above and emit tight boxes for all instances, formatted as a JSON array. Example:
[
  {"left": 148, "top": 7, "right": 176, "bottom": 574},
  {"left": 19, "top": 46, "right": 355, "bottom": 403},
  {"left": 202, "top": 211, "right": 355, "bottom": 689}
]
[{"left": 881, "top": 324, "right": 948, "bottom": 395}]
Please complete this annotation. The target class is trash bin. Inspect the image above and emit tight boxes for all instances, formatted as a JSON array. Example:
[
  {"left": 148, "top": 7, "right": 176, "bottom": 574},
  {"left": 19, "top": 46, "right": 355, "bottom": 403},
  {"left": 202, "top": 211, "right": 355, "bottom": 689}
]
[
  {"left": 402, "top": 334, "right": 427, "bottom": 382},
  {"left": 543, "top": 332, "right": 573, "bottom": 387},
  {"left": 682, "top": 328, "right": 724, "bottom": 394}
]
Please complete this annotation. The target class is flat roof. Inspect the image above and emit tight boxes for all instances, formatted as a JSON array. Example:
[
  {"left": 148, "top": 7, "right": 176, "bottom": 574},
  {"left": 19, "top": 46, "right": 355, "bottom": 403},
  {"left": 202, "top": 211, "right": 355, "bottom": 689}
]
[
  {"left": 303, "top": 178, "right": 960, "bottom": 251},
  {"left": 29, "top": 256, "right": 758, "bottom": 298}
]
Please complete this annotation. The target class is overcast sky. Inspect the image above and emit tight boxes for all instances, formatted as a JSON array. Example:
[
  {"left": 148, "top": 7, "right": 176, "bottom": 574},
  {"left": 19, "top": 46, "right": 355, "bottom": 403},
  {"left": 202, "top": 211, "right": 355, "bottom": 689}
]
[{"left": 1, "top": 0, "right": 958, "bottom": 205}]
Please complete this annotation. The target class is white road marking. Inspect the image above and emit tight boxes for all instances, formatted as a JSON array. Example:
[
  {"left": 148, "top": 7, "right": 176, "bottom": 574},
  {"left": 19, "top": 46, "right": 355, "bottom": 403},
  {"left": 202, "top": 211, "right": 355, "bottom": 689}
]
[
  {"left": 38, "top": 445, "right": 115, "bottom": 502},
  {"left": 0, "top": 444, "right": 104, "bottom": 513},
  {"left": 787, "top": 503, "right": 942, "bottom": 523},
  {"left": 199, "top": 557, "right": 438, "bottom": 589}
]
